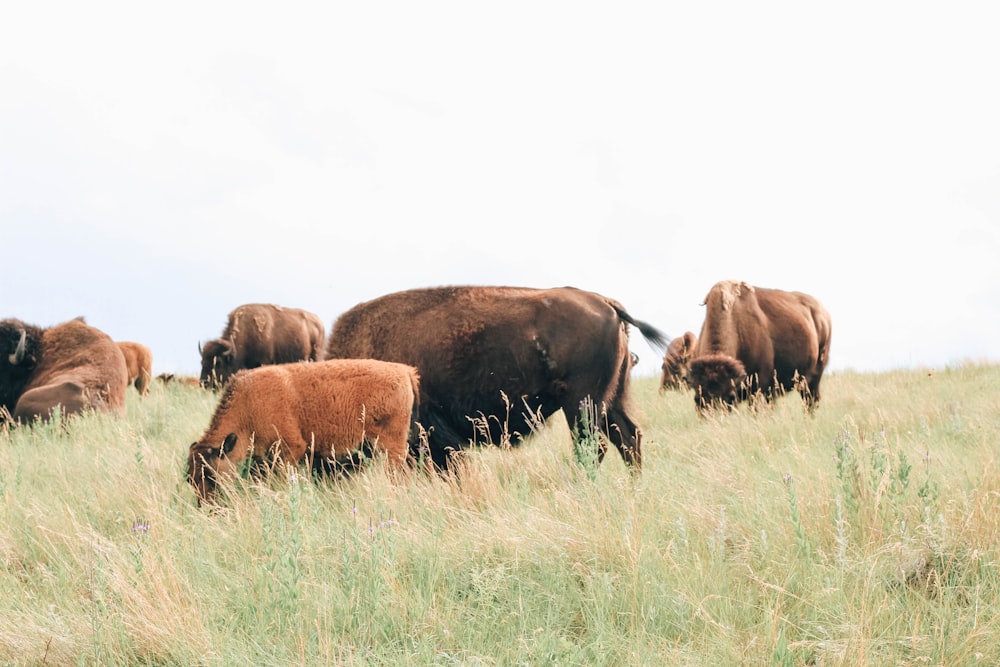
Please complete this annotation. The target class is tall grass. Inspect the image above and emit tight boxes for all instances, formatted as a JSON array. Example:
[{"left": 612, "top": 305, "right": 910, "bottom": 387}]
[{"left": 1, "top": 364, "right": 999, "bottom": 665}]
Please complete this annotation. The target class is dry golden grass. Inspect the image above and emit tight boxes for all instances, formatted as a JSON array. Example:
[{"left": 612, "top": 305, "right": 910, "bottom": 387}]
[{"left": 1, "top": 363, "right": 999, "bottom": 665}]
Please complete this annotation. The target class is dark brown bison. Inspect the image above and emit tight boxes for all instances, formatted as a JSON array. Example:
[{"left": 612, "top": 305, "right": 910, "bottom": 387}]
[
  {"left": 187, "top": 359, "right": 420, "bottom": 504},
  {"left": 199, "top": 303, "right": 325, "bottom": 389},
  {"left": 687, "top": 281, "right": 832, "bottom": 412},
  {"left": 659, "top": 331, "right": 698, "bottom": 392},
  {"left": 116, "top": 341, "right": 153, "bottom": 396},
  {"left": 325, "top": 285, "right": 668, "bottom": 471},
  {"left": 0, "top": 317, "right": 128, "bottom": 424}
]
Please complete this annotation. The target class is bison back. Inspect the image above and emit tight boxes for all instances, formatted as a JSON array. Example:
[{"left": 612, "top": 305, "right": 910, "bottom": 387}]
[
  {"left": 229, "top": 304, "right": 325, "bottom": 365},
  {"left": 203, "top": 359, "right": 418, "bottom": 462},
  {"left": 325, "top": 286, "right": 643, "bottom": 454},
  {"left": 753, "top": 287, "right": 831, "bottom": 387},
  {"left": 17, "top": 319, "right": 128, "bottom": 420}
]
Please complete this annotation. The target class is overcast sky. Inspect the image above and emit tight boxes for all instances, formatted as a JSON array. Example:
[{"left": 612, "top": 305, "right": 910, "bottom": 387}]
[{"left": 3, "top": 2, "right": 999, "bottom": 379}]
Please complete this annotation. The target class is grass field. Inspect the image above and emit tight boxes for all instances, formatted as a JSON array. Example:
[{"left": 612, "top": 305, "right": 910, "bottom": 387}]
[{"left": 1, "top": 363, "right": 999, "bottom": 665}]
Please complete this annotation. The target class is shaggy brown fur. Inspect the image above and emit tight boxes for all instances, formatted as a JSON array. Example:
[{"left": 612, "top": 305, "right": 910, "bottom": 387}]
[
  {"left": 116, "top": 341, "right": 153, "bottom": 396},
  {"left": 0, "top": 317, "right": 128, "bottom": 424},
  {"left": 199, "top": 303, "right": 325, "bottom": 389},
  {"left": 325, "top": 285, "right": 668, "bottom": 471},
  {"left": 659, "top": 331, "right": 698, "bottom": 392},
  {"left": 688, "top": 280, "right": 832, "bottom": 413},
  {"left": 187, "top": 359, "right": 420, "bottom": 504}
]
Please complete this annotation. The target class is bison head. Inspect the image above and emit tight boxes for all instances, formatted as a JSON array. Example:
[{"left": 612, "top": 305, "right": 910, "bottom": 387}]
[
  {"left": 688, "top": 354, "right": 746, "bottom": 412},
  {"left": 199, "top": 338, "right": 236, "bottom": 389},
  {"left": 187, "top": 432, "right": 239, "bottom": 505},
  {"left": 0, "top": 319, "right": 44, "bottom": 413},
  {"left": 660, "top": 358, "right": 687, "bottom": 392},
  {"left": 659, "top": 332, "right": 698, "bottom": 393}
]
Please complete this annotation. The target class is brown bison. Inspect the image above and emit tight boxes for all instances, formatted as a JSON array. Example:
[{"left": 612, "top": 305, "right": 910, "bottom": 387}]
[
  {"left": 0, "top": 317, "right": 128, "bottom": 424},
  {"left": 659, "top": 331, "right": 698, "bottom": 392},
  {"left": 325, "top": 285, "right": 668, "bottom": 471},
  {"left": 116, "top": 341, "right": 153, "bottom": 396},
  {"left": 187, "top": 359, "right": 420, "bottom": 504},
  {"left": 687, "top": 281, "right": 832, "bottom": 412},
  {"left": 199, "top": 303, "right": 325, "bottom": 389},
  {"left": 156, "top": 372, "right": 202, "bottom": 388}
]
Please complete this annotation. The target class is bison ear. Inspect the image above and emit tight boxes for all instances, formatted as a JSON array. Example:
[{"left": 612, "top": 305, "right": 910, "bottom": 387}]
[{"left": 222, "top": 433, "right": 238, "bottom": 455}]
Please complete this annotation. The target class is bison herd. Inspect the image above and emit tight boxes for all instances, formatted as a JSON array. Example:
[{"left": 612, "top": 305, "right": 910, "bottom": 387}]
[{"left": 1, "top": 281, "right": 831, "bottom": 504}]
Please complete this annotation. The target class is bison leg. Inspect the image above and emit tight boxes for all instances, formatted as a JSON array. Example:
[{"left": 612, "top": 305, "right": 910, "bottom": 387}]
[
  {"left": 602, "top": 402, "right": 642, "bottom": 469},
  {"left": 564, "top": 397, "right": 640, "bottom": 469},
  {"left": 789, "top": 370, "right": 822, "bottom": 412},
  {"left": 563, "top": 398, "right": 601, "bottom": 464},
  {"left": 312, "top": 441, "right": 374, "bottom": 479},
  {"left": 418, "top": 443, "right": 459, "bottom": 473},
  {"left": 802, "top": 375, "right": 822, "bottom": 412},
  {"left": 136, "top": 369, "right": 151, "bottom": 396}
]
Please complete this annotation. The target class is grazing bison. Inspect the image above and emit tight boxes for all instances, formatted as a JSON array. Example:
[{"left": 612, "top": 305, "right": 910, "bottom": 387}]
[
  {"left": 687, "top": 281, "right": 832, "bottom": 412},
  {"left": 325, "top": 285, "right": 668, "bottom": 471},
  {"left": 659, "top": 331, "right": 698, "bottom": 392},
  {"left": 156, "top": 372, "right": 202, "bottom": 388},
  {"left": 116, "top": 341, "right": 153, "bottom": 396},
  {"left": 199, "top": 303, "right": 325, "bottom": 389},
  {"left": 0, "top": 317, "right": 128, "bottom": 424},
  {"left": 187, "top": 359, "right": 420, "bottom": 504}
]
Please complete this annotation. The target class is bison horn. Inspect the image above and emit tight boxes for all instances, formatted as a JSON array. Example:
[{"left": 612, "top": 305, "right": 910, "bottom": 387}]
[{"left": 8, "top": 329, "right": 26, "bottom": 365}]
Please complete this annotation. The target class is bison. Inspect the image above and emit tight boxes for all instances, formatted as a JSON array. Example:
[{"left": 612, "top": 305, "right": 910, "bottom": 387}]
[
  {"left": 187, "top": 359, "right": 420, "bottom": 504},
  {"left": 0, "top": 317, "right": 128, "bottom": 424},
  {"left": 659, "top": 331, "right": 698, "bottom": 392},
  {"left": 687, "top": 281, "right": 832, "bottom": 412},
  {"left": 156, "top": 372, "right": 202, "bottom": 388},
  {"left": 199, "top": 303, "right": 325, "bottom": 389},
  {"left": 325, "top": 285, "right": 668, "bottom": 471},
  {"left": 116, "top": 341, "right": 153, "bottom": 396}
]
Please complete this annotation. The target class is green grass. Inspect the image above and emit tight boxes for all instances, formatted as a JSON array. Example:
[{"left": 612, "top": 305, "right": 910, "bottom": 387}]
[{"left": 2, "top": 364, "right": 1000, "bottom": 665}]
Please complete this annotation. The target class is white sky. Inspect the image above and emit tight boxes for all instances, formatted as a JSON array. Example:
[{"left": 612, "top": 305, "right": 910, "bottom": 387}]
[{"left": 3, "top": 2, "right": 999, "bottom": 378}]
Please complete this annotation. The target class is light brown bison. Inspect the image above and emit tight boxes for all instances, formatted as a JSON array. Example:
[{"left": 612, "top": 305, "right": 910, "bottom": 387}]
[
  {"left": 116, "top": 341, "right": 153, "bottom": 396},
  {"left": 199, "top": 303, "right": 325, "bottom": 389},
  {"left": 187, "top": 359, "right": 420, "bottom": 504},
  {"left": 659, "top": 331, "right": 698, "bottom": 392},
  {"left": 0, "top": 317, "right": 128, "bottom": 424},
  {"left": 325, "top": 285, "right": 668, "bottom": 471},
  {"left": 687, "top": 281, "right": 832, "bottom": 412}
]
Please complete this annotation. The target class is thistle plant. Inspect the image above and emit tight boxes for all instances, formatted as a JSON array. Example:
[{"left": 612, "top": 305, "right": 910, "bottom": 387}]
[{"left": 572, "top": 396, "right": 601, "bottom": 480}]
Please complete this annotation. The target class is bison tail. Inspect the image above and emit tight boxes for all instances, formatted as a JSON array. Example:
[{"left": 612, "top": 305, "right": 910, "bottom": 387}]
[
  {"left": 610, "top": 303, "right": 669, "bottom": 352},
  {"left": 634, "top": 319, "right": 670, "bottom": 352}
]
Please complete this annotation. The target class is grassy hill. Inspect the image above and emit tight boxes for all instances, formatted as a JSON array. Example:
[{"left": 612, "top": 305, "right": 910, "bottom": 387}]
[{"left": 2, "top": 364, "right": 998, "bottom": 665}]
